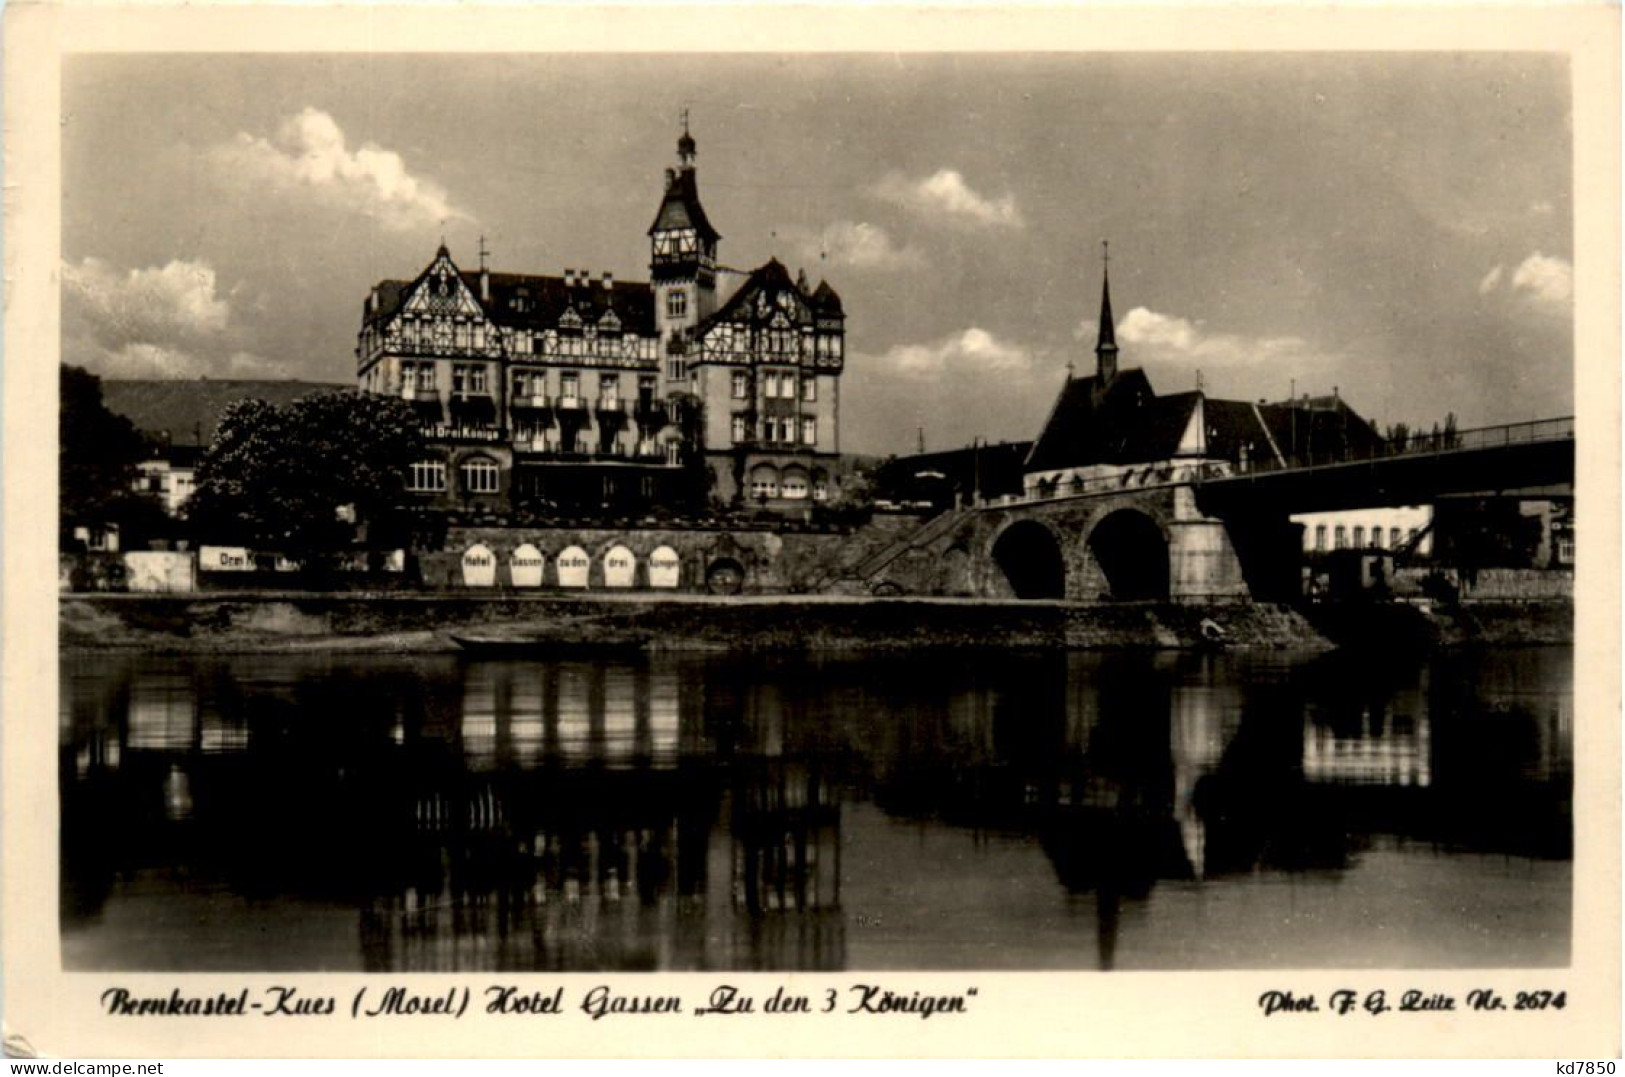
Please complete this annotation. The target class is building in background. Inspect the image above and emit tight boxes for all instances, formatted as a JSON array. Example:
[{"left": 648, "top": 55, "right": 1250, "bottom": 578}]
[
  {"left": 871, "top": 440, "right": 1033, "bottom": 513},
  {"left": 355, "top": 126, "right": 847, "bottom": 518},
  {"left": 1024, "top": 264, "right": 1385, "bottom": 497}
]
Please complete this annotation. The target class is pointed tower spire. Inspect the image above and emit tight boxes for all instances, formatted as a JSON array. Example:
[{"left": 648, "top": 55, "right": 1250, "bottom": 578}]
[
  {"left": 677, "top": 107, "right": 696, "bottom": 171},
  {"left": 1096, "top": 239, "right": 1118, "bottom": 383}
]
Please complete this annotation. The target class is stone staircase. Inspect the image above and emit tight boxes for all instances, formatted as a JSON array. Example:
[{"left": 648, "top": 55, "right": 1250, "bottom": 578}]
[{"left": 814, "top": 506, "right": 975, "bottom": 594}]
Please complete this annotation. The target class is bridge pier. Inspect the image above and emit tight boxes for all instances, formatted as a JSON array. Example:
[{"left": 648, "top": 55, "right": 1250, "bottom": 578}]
[{"left": 1166, "top": 519, "right": 1250, "bottom": 602}]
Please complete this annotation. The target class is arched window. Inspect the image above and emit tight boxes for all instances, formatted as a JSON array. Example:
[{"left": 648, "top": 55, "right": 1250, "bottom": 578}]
[
  {"left": 781, "top": 467, "right": 810, "bottom": 500},
  {"left": 748, "top": 464, "right": 780, "bottom": 500},
  {"left": 460, "top": 457, "right": 500, "bottom": 495}
]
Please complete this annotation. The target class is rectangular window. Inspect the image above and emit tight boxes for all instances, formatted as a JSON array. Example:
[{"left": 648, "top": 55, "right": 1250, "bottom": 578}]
[
  {"left": 1314, "top": 525, "right": 1326, "bottom": 551},
  {"left": 452, "top": 366, "right": 467, "bottom": 394},
  {"left": 801, "top": 416, "right": 817, "bottom": 446},
  {"left": 1334, "top": 525, "right": 1347, "bottom": 549},
  {"left": 408, "top": 460, "right": 447, "bottom": 492},
  {"left": 561, "top": 372, "right": 579, "bottom": 400},
  {"left": 764, "top": 372, "right": 780, "bottom": 399},
  {"left": 667, "top": 356, "right": 684, "bottom": 380},
  {"left": 731, "top": 371, "right": 747, "bottom": 399},
  {"left": 1352, "top": 526, "right": 1365, "bottom": 548},
  {"left": 469, "top": 365, "right": 487, "bottom": 393},
  {"left": 1371, "top": 527, "right": 1385, "bottom": 550},
  {"left": 731, "top": 415, "right": 747, "bottom": 443},
  {"left": 667, "top": 289, "right": 688, "bottom": 319},
  {"left": 417, "top": 364, "right": 435, "bottom": 391},
  {"left": 1390, "top": 528, "right": 1402, "bottom": 548},
  {"left": 600, "top": 373, "right": 619, "bottom": 404},
  {"left": 802, "top": 377, "right": 817, "bottom": 402}
]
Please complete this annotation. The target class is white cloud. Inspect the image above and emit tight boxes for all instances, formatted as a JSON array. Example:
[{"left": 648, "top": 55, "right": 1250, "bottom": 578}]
[
  {"left": 211, "top": 107, "right": 467, "bottom": 231},
  {"left": 1510, "top": 252, "right": 1573, "bottom": 306},
  {"left": 786, "top": 221, "right": 922, "bottom": 271},
  {"left": 1478, "top": 265, "right": 1505, "bottom": 295},
  {"left": 873, "top": 169, "right": 1023, "bottom": 229},
  {"left": 1099, "top": 306, "right": 1326, "bottom": 368},
  {"left": 62, "top": 256, "right": 276, "bottom": 378},
  {"left": 876, "top": 328, "right": 1035, "bottom": 376},
  {"left": 64, "top": 257, "right": 231, "bottom": 341}
]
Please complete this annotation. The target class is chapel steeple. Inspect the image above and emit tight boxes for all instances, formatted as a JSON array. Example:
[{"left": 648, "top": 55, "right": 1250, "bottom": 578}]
[{"left": 1096, "top": 241, "right": 1119, "bottom": 383}]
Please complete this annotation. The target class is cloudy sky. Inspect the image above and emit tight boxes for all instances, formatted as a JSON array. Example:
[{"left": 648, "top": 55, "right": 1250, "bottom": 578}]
[{"left": 63, "top": 53, "right": 1572, "bottom": 455}]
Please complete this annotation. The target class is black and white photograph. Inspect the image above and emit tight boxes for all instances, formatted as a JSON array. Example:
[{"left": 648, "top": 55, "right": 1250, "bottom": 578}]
[{"left": 6, "top": 5, "right": 1619, "bottom": 1061}]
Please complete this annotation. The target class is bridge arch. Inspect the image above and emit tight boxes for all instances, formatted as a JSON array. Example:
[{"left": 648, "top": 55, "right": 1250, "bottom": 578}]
[
  {"left": 1086, "top": 509, "right": 1169, "bottom": 601},
  {"left": 990, "top": 520, "right": 1067, "bottom": 600}
]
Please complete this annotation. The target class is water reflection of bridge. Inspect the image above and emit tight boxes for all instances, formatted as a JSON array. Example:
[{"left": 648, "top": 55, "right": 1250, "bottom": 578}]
[{"left": 60, "top": 649, "right": 1571, "bottom": 972}]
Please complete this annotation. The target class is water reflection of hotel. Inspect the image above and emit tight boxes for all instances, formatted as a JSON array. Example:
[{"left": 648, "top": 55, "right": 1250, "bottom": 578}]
[{"left": 65, "top": 658, "right": 845, "bottom": 972}]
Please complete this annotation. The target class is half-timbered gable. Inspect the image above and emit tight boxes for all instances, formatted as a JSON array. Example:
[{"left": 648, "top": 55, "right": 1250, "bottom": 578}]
[{"left": 354, "top": 124, "right": 847, "bottom": 518}]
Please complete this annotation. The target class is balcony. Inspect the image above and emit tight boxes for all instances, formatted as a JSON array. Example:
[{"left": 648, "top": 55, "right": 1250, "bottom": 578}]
[
  {"left": 400, "top": 385, "right": 437, "bottom": 402},
  {"left": 556, "top": 394, "right": 585, "bottom": 411},
  {"left": 634, "top": 398, "right": 668, "bottom": 424},
  {"left": 595, "top": 396, "right": 630, "bottom": 415},
  {"left": 509, "top": 391, "right": 552, "bottom": 411}
]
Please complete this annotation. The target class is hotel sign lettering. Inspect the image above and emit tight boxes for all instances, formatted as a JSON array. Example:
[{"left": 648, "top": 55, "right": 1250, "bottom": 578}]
[
  {"left": 199, "top": 546, "right": 253, "bottom": 572},
  {"left": 604, "top": 545, "right": 636, "bottom": 588},
  {"left": 649, "top": 546, "right": 680, "bottom": 588},
  {"left": 556, "top": 546, "right": 590, "bottom": 589},
  {"left": 461, "top": 544, "right": 496, "bottom": 588},
  {"left": 510, "top": 544, "right": 545, "bottom": 588}
]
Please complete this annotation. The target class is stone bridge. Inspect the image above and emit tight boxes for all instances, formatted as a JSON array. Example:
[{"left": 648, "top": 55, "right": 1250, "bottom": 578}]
[{"left": 858, "top": 483, "right": 1300, "bottom": 603}]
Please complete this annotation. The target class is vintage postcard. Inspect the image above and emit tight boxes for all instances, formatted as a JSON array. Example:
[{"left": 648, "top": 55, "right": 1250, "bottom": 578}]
[{"left": 4, "top": 3, "right": 1619, "bottom": 1060}]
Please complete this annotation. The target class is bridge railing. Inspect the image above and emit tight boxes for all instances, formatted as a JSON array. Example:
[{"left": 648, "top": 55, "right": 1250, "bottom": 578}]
[
  {"left": 984, "top": 416, "right": 1574, "bottom": 507},
  {"left": 1231, "top": 415, "right": 1575, "bottom": 479}
]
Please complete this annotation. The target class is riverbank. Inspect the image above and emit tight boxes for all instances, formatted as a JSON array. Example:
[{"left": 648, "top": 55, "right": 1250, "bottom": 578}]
[
  {"left": 61, "top": 593, "right": 1338, "bottom": 654},
  {"left": 59, "top": 592, "right": 1571, "bottom": 655},
  {"left": 1305, "top": 598, "right": 1574, "bottom": 650}
]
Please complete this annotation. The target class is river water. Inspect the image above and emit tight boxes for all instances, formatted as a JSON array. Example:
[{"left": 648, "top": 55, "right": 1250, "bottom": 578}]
[{"left": 60, "top": 646, "right": 1571, "bottom": 972}]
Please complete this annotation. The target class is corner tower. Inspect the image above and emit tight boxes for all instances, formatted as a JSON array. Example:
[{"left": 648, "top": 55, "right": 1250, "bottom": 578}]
[{"left": 649, "top": 117, "right": 721, "bottom": 385}]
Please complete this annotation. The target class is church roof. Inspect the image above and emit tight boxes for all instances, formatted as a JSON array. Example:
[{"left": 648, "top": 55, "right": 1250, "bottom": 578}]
[
  {"left": 647, "top": 167, "right": 720, "bottom": 243},
  {"left": 1026, "top": 367, "right": 1384, "bottom": 474},
  {"left": 1025, "top": 369, "right": 1169, "bottom": 472}
]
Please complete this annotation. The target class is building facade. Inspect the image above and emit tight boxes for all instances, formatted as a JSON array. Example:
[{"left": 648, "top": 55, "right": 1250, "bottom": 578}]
[{"left": 356, "top": 128, "right": 846, "bottom": 517}]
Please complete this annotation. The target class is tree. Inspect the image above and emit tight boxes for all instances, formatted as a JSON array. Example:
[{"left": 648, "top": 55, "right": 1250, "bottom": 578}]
[
  {"left": 665, "top": 390, "right": 711, "bottom": 514},
  {"left": 187, "top": 391, "right": 424, "bottom": 562},
  {"left": 59, "top": 364, "right": 151, "bottom": 546}
]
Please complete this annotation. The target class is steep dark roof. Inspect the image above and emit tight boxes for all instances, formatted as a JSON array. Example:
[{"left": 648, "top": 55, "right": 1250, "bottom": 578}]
[
  {"left": 696, "top": 258, "right": 806, "bottom": 334},
  {"left": 364, "top": 270, "right": 658, "bottom": 337},
  {"left": 100, "top": 379, "right": 352, "bottom": 446},
  {"left": 811, "top": 279, "right": 845, "bottom": 315},
  {"left": 1025, "top": 368, "right": 1384, "bottom": 473},
  {"left": 466, "top": 272, "right": 656, "bottom": 336},
  {"left": 1257, "top": 396, "right": 1384, "bottom": 463},
  {"left": 1025, "top": 369, "right": 1167, "bottom": 472},
  {"left": 647, "top": 167, "right": 720, "bottom": 244},
  {"left": 1201, "top": 397, "right": 1279, "bottom": 465}
]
